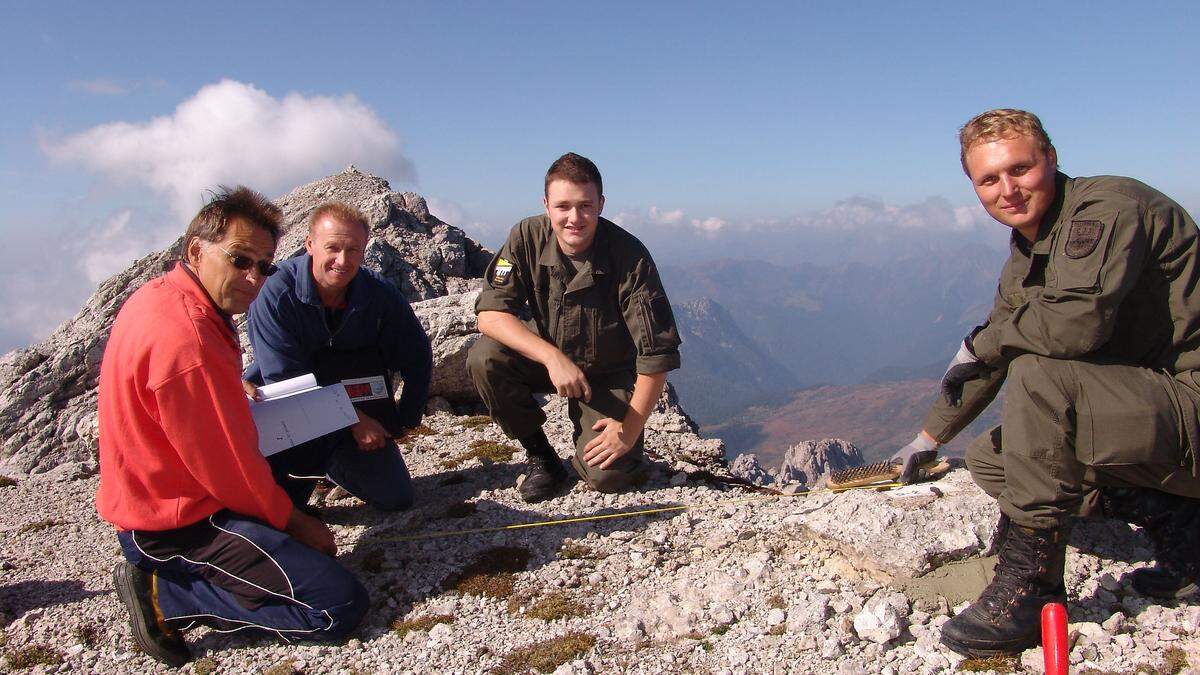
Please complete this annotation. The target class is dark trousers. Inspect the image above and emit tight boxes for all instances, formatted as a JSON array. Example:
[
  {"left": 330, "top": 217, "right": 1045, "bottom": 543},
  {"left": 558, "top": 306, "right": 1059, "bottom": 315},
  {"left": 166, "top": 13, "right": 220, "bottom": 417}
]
[
  {"left": 267, "top": 429, "right": 414, "bottom": 511},
  {"left": 966, "top": 355, "right": 1200, "bottom": 529},
  {"left": 117, "top": 511, "right": 368, "bottom": 642},
  {"left": 467, "top": 335, "right": 646, "bottom": 493}
]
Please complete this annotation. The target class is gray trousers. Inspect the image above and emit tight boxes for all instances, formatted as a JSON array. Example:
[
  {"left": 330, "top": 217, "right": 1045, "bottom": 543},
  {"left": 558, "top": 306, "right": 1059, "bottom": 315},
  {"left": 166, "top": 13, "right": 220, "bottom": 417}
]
[
  {"left": 966, "top": 354, "right": 1200, "bottom": 529},
  {"left": 466, "top": 335, "right": 646, "bottom": 493}
]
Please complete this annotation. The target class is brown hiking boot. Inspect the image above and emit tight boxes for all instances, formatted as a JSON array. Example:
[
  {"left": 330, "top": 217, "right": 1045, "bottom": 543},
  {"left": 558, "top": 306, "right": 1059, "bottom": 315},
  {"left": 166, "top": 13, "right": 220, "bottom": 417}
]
[{"left": 940, "top": 523, "right": 1070, "bottom": 657}]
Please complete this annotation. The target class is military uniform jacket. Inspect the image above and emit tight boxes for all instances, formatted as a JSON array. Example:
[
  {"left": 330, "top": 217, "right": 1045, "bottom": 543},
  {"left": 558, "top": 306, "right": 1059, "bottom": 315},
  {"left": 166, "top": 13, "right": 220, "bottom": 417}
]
[
  {"left": 475, "top": 215, "right": 681, "bottom": 376},
  {"left": 925, "top": 173, "right": 1200, "bottom": 442}
]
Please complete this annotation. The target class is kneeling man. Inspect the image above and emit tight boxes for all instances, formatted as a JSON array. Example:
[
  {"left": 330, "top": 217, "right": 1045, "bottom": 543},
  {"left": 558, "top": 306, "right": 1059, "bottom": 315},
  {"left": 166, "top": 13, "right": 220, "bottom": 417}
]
[
  {"left": 245, "top": 202, "right": 432, "bottom": 511},
  {"left": 97, "top": 187, "right": 367, "bottom": 667},
  {"left": 468, "top": 152, "right": 682, "bottom": 502},
  {"left": 886, "top": 110, "right": 1200, "bottom": 657}
]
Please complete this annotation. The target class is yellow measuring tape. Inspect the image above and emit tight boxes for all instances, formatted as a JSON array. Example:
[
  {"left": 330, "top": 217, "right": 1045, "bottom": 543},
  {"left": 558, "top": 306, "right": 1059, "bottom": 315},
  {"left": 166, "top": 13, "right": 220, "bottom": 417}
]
[{"left": 359, "top": 481, "right": 904, "bottom": 544}]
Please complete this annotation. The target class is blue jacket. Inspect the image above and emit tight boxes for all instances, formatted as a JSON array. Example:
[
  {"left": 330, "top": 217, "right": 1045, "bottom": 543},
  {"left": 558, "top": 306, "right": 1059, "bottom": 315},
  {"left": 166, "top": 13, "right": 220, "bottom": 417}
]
[{"left": 245, "top": 254, "right": 432, "bottom": 429}]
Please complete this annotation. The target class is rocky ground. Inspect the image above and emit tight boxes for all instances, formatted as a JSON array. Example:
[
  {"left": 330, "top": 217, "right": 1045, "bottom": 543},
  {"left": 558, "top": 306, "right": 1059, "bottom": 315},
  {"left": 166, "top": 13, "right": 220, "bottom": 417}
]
[{"left": 2, "top": 402, "right": 1198, "bottom": 674}]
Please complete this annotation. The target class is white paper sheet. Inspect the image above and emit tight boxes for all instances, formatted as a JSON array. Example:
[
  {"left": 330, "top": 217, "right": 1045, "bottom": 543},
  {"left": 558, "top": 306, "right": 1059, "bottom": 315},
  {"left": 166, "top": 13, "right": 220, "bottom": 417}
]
[{"left": 250, "top": 374, "right": 358, "bottom": 456}]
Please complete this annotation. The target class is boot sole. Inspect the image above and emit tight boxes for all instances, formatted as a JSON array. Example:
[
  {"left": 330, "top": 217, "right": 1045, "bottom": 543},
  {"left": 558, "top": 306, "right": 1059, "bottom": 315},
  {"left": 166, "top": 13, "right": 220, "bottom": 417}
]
[
  {"left": 940, "top": 632, "right": 1039, "bottom": 659},
  {"left": 112, "top": 563, "right": 190, "bottom": 668}
]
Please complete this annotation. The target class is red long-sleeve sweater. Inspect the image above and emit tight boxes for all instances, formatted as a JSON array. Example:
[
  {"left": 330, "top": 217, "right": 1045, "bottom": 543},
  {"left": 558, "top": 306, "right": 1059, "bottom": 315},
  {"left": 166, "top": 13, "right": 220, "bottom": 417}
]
[{"left": 96, "top": 263, "right": 293, "bottom": 532}]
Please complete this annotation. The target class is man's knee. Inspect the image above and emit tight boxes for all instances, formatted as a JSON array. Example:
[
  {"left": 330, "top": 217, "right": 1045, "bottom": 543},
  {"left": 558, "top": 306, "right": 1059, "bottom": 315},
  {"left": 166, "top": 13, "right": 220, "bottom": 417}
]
[
  {"left": 363, "top": 487, "right": 414, "bottom": 512},
  {"left": 1006, "top": 354, "right": 1070, "bottom": 396},
  {"left": 571, "top": 455, "right": 643, "bottom": 494},
  {"left": 466, "top": 336, "right": 503, "bottom": 384},
  {"left": 309, "top": 571, "right": 369, "bottom": 643}
]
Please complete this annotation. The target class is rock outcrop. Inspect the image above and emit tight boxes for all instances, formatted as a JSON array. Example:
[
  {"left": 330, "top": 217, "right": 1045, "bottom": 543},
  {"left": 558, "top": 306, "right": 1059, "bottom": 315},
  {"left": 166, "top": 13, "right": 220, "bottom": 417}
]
[
  {"left": 0, "top": 167, "right": 491, "bottom": 475},
  {"left": 779, "top": 438, "right": 864, "bottom": 487}
]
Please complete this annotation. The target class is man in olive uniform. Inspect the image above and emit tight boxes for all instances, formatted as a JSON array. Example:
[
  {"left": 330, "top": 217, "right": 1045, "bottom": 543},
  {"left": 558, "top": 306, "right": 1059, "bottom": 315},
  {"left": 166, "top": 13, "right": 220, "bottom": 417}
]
[
  {"left": 468, "top": 152, "right": 682, "bottom": 502},
  {"left": 887, "top": 109, "right": 1200, "bottom": 658}
]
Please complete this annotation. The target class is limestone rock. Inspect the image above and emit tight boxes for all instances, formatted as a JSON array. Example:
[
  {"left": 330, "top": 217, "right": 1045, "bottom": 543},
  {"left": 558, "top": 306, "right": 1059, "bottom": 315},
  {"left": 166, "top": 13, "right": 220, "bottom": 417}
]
[
  {"left": 779, "top": 438, "right": 864, "bottom": 487},
  {"left": 853, "top": 591, "right": 909, "bottom": 644},
  {"left": 729, "top": 453, "right": 773, "bottom": 486},
  {"left": 411, "top": 289, "right": 483, "bottom": 402}
]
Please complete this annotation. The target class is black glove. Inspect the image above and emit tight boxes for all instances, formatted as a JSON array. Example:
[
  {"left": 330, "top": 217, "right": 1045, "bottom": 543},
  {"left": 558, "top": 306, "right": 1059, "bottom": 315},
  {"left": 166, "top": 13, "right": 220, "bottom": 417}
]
[
  {"left": 890, "top": 433, "right": 939, "bottom": 484},
  {"left": 940, "top": 336, "right": 990, "bottom": 406}
]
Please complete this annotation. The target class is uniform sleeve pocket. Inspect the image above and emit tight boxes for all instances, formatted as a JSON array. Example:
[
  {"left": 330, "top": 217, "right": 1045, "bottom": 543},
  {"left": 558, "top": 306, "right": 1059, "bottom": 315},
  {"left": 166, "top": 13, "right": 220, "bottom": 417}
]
[{"left": 638, "top": 294, "right": 680, "bottom": 352}]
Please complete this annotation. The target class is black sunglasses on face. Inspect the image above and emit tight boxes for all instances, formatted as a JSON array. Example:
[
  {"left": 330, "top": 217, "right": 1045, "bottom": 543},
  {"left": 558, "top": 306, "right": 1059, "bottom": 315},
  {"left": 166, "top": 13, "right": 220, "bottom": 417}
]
[{"left": 213, "top": 244, "right": 278, "bottom": 277}]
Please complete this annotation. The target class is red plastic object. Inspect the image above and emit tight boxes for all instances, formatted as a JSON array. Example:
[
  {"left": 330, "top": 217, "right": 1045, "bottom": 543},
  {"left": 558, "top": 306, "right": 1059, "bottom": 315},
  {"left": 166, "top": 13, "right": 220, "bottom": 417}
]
[{"left": 1041, "top": 602, "right": 1069, "bottom": 675}]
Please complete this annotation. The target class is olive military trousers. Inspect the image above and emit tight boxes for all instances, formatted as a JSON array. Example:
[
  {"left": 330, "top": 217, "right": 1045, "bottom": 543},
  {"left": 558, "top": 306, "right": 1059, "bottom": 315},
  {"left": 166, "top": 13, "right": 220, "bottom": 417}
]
[
  {"left": 966, "top": 355, "right": 1200, "bottom": 530},
  {"left": 467, "top": 336, "right": 646, "bottom": 493}
]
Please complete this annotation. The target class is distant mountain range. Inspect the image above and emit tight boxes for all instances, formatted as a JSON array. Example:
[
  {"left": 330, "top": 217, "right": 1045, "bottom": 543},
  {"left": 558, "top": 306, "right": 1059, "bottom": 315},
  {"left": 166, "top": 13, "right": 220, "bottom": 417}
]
[{"left": 665, "top": 243, "right": 1007, "bottom": 462}]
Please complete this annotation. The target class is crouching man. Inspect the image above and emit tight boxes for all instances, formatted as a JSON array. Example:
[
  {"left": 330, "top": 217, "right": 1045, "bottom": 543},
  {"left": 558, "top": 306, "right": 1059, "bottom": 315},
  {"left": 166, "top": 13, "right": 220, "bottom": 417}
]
[
  {"left": 468, "top": 153, "right": 682, "bottom": 502},
  {"left": 887, "top": 110, "right": 1200, "bottom": 658},
  {"left": 97, "top": 187, "right": 368, "bottom": 667}
]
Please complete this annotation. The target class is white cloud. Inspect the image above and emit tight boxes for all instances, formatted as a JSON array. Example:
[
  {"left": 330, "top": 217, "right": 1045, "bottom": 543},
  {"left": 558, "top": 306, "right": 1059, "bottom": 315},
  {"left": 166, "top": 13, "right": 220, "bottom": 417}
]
[
  {"left": 68, "top": 78, "right": 128, "bottom": 96},
  {"left": 691, "top": 216, "right": 726, "bottom": 233},
  {"left": 67, "top": 77, "right": 167, "bottom": 96},
  {"left": 426, "top": 197, "right": 465, "bottom": 226},
  {"left": 43, "top": 79, "right": 414, "bottom": 219},
  {"left": 649, "top": 206, "right": 684, "bottom": 225},
  {"left": 78, "top": 210, "right": 173, "bottom": 284}
]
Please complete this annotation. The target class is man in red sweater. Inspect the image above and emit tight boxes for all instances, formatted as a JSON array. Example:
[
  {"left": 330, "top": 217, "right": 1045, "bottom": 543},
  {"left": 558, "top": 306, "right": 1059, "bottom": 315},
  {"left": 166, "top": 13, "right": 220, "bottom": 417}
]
[{"left": 97, "top": 186, "right": 368, "bottom": 667}]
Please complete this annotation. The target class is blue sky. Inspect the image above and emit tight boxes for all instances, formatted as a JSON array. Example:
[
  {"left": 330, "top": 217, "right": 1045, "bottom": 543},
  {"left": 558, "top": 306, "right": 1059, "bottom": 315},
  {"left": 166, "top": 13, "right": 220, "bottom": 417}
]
[{"left": 2, "top": 1, "right": 1199, "bottom": 350}]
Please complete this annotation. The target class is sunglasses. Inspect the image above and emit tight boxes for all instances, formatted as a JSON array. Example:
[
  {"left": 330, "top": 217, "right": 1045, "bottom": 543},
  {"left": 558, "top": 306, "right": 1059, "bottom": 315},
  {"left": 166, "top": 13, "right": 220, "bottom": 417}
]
[{"left": 212, "top": 243, "right": 278, "bottom": 277}]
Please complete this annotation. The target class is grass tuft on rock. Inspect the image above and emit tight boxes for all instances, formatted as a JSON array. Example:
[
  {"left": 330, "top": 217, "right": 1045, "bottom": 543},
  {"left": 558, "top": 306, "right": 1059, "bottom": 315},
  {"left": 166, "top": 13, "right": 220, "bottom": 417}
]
[
  {"left": 193, "top": 656, "right": 218, "bottom": 675},
  {"left": 766, "top": 593, "right": 785, "bottom": 610},
  {"left": 957, "top": 655, "right": 1017, "bottom": 673},
  {"left": 557, "top": 542, "right": 596, "bottom": 560},
  {"left": 444, "top": 546, "right": 531, "bottom": 599},
  {"left": 263, "top": 661, "right": 303, "bottom": 675},
  {"left": 492, "top": 632, "right": 596, "bottom": 674},
  {"left": 1162, "top": 646, "right": 1189, "bottom": 675},
  {"left": 459, "top": 415, "right": 494, "bottom": 429},
  {"left": 441, "top": 440, "right": 519, "bottom": 469},
  {"left": 508, "top": 592, "right": 587, "bottom": 621},
  {"left": 0, "top": 476, "right": 16, "bottom": 488},
  {"left": 359, "top": 547, "right": 386, "bottom": 573},
  {"left": 391, "top": 614, "right": 454, "bottom": 638},
  {"left": 5, "top": 644, "right": 64, "bottom": 668},
  {"left": 72, "top": 624, "right": 101, "bottom": 647},
  {"left": 17, "top": 518, "right": 67, "bottom": 534}
]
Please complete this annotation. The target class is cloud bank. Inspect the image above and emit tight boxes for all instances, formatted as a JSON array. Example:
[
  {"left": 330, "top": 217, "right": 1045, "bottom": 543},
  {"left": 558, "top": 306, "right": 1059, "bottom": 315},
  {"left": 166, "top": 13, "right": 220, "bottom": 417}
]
[{"left": 43, "top": 79, "right": 414, "bottom": 219}]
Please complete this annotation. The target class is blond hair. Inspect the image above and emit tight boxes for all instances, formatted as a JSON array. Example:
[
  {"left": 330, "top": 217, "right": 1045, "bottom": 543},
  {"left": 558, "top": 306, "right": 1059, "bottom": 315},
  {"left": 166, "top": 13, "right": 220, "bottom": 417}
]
[
  {"left": 308, "top": 201, "right": 369, "bottom": 236},
  {"left": 959, "top": 109, "right": 1054, "bottom": 175}
]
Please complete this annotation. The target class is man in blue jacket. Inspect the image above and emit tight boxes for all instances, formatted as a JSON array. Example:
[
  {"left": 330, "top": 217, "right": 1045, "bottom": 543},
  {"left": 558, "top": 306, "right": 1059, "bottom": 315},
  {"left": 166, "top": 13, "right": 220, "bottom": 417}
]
[{"left": 246, "top": 201, "right": 432, "bottom": 511}]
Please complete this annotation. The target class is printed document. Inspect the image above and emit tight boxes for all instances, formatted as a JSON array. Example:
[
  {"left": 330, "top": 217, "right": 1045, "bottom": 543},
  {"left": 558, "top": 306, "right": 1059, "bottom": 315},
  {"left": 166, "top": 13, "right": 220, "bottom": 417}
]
[{"left": 250, "top": 374, "right": 359, "bottom": 456}]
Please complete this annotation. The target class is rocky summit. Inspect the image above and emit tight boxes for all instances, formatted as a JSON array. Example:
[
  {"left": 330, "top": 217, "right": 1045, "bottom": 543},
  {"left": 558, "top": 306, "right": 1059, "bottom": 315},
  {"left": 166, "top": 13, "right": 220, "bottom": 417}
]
[{"left": 0, "top": 170, "right": 1196, "bottom": 674}]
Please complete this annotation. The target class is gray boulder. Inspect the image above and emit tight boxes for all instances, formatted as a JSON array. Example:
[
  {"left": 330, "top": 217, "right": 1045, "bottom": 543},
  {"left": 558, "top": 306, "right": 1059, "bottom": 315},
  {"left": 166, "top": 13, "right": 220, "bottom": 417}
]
[
  {"left": 779, "top": 438, "right": 864, "bottom": 487},
  {"left": 729, "top": 453, "right": 773, "bottom": 486}
]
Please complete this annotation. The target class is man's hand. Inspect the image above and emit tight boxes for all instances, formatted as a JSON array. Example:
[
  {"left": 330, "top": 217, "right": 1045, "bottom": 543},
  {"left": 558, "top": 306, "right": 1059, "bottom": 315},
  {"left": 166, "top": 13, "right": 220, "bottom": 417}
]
[
  {"left": 350, "top": 410, "right": 389, "bottom": 451},
  {"left": 940, "top": 338, "right": 991, "bottom": 406},
  {"left": 285, "top": 507, "right": 337, "bottom": 556},
  {"left": 582, "top": 418, "right": 636, "bottom": 469},
  {"left": 545, "top": 352, "right": 592, "bottom": 402},
  {"left": 242, "top": 380, "right": 262, "bottom": 401},
  {"left": 890, "top": 432, "right": 939, "bottom": 484}
]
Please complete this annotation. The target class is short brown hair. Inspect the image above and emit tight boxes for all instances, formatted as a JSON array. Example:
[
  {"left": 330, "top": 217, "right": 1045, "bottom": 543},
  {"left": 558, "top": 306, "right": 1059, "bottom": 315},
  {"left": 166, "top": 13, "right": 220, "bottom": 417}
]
[
  {"left": 545, "top": 152, "right": 603, "bottom": 197},
  {"left": 183, "top": 185, "right": 282, "bottom": 246},
  {"left": 308, "top": 201, "right": 369, "bottom": 236},
  {"left": 959, "top": 109, "right": 1055, "bottom": 175}
]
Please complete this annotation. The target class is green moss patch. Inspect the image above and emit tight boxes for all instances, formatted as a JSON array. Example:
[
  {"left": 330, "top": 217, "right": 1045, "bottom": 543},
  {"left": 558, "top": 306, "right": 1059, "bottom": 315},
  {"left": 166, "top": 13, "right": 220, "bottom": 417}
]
[
  {"left": 444, "top": 546, "right": 531, "bottom": 599},
  {"left": 957, "top": 656, "right": 1017, "bottom": 673},
  {"left": 493, "top": 632, "right": 595, "bottom": 674},
  {"left": 17, "top": 518, "right": 67, "bottom": 534},
  {"left": 459, "top": 415, "right": 494, "bottom": 429},
  {"left": 508, "top": 592, "right": 587, "bottom": 621},
  {"left": 391, "top": 614, "right": 454, "bottom": 638},
  {"left": 444, "top": 502, "right": 477, "bottom": 519},
  {"left": 441, "top": 440, "right": 519, "bottom": 469},
  {"left": 5, "top": 645, "right": 64, "bottom": 669}
]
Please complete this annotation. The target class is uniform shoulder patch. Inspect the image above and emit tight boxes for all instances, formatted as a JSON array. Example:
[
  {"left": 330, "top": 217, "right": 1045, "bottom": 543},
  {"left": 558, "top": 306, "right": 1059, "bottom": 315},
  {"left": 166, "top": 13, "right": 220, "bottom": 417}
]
[
  {"left": 1065, "top": 220, "right": 1105, "bottom": 259},
  {"left": 491, "top": 257, "right": 514, "bottom": 285}
]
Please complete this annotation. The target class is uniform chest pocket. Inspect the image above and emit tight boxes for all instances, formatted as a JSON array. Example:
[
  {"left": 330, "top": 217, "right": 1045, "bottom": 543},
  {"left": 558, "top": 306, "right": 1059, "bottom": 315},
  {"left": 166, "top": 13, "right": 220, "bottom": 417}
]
[{"left": 1052, "top": 219, "right": 1113, "bottom": 293}]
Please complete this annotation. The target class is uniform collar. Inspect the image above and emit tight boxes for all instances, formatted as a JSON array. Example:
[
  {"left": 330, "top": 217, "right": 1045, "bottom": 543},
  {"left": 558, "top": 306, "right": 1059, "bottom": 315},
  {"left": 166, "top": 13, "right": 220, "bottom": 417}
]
[
  {"left": 295, "top": 253, "right": 370, "bottom": 309},
  {"left": 537, "top": 217, "right": 613, "bottom": 277},
  {"left": 168, "top": 261, "right": 238, "bottom": 336},
  {"left": 1010, "top": 172, "right": 1072, "bottom": 256}
]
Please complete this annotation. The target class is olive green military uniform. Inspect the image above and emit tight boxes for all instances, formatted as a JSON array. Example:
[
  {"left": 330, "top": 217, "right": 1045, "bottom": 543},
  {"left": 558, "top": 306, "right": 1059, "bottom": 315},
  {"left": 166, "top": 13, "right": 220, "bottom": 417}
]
[
  {"left": 469, "top": 215, "right": 681, "bottom": 492},
  {"left": 923, "top": 173, "right": 1200, "bottom": 529}
]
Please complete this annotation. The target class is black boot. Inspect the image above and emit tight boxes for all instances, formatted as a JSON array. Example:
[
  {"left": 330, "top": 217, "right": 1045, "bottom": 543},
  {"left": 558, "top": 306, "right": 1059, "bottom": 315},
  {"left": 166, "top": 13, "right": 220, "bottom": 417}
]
[
  {"left": 517, "top": 430, "right": 569, "bottom": 503},
  {"left": 112, "top": 562, "right": 191, "bottom": 667},
  {"left": 1100, "top": 488, "right": 1200, "bottom": 598},
  {"left": 940, "top": 522, "right": 1070, "bottom": 658}
]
